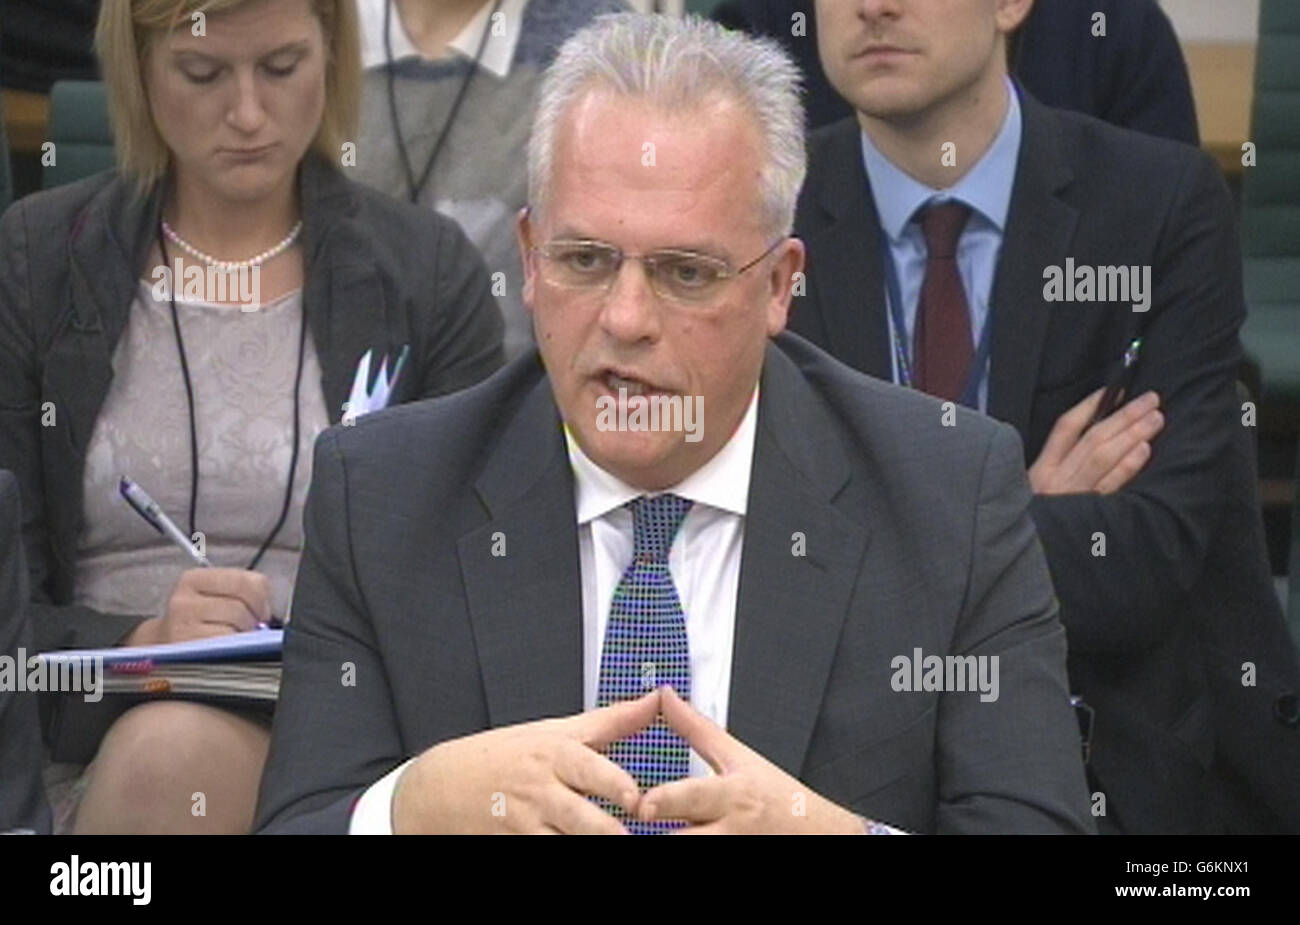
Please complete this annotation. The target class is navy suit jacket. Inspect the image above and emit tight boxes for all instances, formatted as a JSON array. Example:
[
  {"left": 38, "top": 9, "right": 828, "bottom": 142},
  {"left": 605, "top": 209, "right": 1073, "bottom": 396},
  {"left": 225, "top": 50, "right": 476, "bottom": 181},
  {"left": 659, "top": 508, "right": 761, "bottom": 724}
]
[{"left": 790, "top": 88, "right": 1299, "bottom": 833}]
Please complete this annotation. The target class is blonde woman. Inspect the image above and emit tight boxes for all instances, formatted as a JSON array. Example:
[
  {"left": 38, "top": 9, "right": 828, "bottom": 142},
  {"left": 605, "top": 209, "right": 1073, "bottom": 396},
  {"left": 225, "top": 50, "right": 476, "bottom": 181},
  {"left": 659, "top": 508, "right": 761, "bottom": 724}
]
[{"left": 0, "top": 0, "right": 503, "bottom": 833}]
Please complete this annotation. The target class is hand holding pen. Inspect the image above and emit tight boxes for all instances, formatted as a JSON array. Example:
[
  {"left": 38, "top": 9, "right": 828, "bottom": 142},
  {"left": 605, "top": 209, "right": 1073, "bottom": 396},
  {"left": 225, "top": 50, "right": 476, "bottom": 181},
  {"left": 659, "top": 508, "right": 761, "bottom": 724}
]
[
  {"left": 118, "top": 477, "right": 281, "bottom": 645},
  {"left": 1028, "top": 338, "right": 1165, "bottom": 496}
]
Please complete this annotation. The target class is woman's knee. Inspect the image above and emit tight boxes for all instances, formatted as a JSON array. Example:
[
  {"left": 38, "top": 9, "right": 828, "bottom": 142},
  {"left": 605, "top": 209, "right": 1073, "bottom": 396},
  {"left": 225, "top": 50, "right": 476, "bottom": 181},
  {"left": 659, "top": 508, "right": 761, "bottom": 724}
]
[{"left": 74, "top": 701, "right": 270, "bottom": 833}]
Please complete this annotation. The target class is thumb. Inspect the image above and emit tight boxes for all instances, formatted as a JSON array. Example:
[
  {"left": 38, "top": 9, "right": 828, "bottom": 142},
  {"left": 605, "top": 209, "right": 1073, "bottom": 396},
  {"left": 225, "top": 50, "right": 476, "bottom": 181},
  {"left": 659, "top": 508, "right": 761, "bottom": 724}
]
[{"left": 571, "top": 689, "right": 661, "bottom": 750}]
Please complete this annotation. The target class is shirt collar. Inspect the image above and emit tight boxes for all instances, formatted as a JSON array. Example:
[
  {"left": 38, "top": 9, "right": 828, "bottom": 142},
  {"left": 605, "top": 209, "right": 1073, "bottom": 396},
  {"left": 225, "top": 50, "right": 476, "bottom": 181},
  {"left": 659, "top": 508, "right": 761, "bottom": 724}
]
[
  {"left": 357, "top": 0, "right": 525, "bottom": 79},
  {"left": 859, "top": 75, "right": 1022, "bottom": 242},
  {"left": 565, "top": 385, "right": 759, "bottom": 525}
]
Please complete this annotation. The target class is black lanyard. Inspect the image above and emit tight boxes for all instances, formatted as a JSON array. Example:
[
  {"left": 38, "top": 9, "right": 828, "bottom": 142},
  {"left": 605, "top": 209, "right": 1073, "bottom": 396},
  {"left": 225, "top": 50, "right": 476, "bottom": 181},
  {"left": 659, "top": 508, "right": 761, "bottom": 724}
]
[
  {"left": 383, "top": 0, "right": 504, "bottom": 204},
  {"left": 879, "top": 232, "right": 993, "bottom": 409}
]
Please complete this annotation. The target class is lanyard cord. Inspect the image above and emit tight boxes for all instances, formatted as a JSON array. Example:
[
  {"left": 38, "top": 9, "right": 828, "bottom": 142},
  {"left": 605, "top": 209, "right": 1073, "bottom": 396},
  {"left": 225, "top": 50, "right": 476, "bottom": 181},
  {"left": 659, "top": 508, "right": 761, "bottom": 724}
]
[
  {"left": 383, "top": 0, "right": 504, "bottom": 204},
  {"left": 156, "top": 223, "right": 307, "bottom": 572}
]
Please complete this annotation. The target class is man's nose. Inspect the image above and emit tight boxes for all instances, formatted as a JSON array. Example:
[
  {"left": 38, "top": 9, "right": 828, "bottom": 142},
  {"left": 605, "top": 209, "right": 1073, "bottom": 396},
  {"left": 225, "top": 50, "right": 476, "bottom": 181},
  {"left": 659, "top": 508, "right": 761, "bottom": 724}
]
[
  {"left": 598, "top": 258, "right": 663, "bottom": 343},
  {"left": 859, "top": 0, "right": 902, "bottom": 22},
  {"left": 225, "top": 69, "right": 268, "bottom": 134}
]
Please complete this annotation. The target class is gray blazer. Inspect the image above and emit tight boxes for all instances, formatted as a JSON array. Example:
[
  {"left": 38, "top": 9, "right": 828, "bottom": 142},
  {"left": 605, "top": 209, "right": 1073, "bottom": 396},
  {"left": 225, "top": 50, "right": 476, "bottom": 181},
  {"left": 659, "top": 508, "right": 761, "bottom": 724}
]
[
  {"left": 0, "top": 469, "right": 50, "bottom": 832},
  {"left": 0, "top": 154, "right": 505, "bottom": 654},
  {"left": 255, "top": 333, "right": 1095, "bottom": 834}
]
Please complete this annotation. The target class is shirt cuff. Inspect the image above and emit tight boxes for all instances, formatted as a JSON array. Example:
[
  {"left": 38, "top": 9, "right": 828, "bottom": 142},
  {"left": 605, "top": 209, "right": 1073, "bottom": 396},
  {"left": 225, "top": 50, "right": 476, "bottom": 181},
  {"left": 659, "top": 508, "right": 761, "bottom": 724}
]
[
  {"left": 862, "top": 817, "right": 910, "bottom": 835},
  {"left": 349, "top": 759, "right": 416, "bottom": 835}
]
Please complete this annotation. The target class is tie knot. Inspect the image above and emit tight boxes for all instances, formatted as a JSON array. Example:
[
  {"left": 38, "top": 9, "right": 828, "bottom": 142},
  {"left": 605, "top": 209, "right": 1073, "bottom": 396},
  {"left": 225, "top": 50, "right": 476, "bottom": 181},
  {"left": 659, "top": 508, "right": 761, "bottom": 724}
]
[
  {"left": 629, "top": 494, "right": 693, "bottom": 561},
  {"left": 917, "top": 201, "right": 971, "bottom": 259}
]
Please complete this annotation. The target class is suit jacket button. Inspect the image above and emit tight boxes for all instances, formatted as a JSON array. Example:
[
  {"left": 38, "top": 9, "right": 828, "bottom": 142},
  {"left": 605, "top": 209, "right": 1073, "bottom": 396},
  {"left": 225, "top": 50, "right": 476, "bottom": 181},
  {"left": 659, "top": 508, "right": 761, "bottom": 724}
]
[{"left": 1274, "top": 692, "right": 1300, "bottom": 727}]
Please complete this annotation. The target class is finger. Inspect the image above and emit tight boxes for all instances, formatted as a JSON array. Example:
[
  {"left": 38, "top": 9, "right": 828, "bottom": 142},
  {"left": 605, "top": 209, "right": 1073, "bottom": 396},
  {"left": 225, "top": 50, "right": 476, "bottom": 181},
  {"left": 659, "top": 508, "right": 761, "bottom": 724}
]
[
  {"left": 1069, "top": 408, "right": 1162, "bottom": 489},
  {"left": 658, "top": 685, "right": 736, "bottom": 773},
  {"left": 1036, "top": 389, "right": 1105, "bottom": 468},
  {"left": 1094, "top": 441, "right": 1151, "bottom": 495},
  {"left": 640, "top": 775, "right": 728, "bottom": 825},
  {"left": 570, "top": 689, "right": 662, "bottom": 751},
  {"left": 552, "top": 737, "right": 641, "bottom": 815},
  {"left": 539, "top": 786, "right": 629, "bottom": 835},
  {"left": 194, "top": 595, "right": 260, "bottom": 633},
  {"left": 186, "top": 569, "right": 273, "bottom": 621},
  {"left": 1082, "top": 390, "right": 1160, "bottom": 446},
  {"left": 167, "top": 620, "right": 239, "bottom": 643}
]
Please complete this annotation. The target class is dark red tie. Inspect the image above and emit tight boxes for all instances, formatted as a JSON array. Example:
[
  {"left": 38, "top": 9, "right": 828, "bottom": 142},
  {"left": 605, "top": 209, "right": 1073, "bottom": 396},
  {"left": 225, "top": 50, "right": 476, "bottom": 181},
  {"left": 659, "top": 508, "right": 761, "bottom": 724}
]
[{"left": 912, "top": 202, "right": 974, "bottom": 402}]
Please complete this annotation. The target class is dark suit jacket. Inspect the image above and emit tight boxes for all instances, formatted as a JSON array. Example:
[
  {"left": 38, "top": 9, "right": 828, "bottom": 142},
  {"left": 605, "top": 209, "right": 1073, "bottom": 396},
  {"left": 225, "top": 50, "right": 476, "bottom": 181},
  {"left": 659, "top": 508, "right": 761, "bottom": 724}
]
[
  {"left": 255, "top": 334, "right": 1094, "bottom": 834},
  {"left": 790, "top": 88, "right": 1300, "bottom": 832},
  {"left": 0, "top": 153, "right": 504, "bottom": 655},
  {"left": 0, "top": 469, "right": 50, "bottom": 833},
  {"left": 713, "top": 0, "right": 1197, "bottom": 143}
]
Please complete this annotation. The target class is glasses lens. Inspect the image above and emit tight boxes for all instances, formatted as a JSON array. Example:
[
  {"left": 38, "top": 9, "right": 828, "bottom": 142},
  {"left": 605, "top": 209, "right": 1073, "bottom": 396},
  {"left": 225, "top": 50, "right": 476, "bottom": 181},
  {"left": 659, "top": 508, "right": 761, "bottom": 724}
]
[
  {"left": 651, "top": 252, "right": 728, "bottom": 302},
  {"left": 540, "top": 242, "right": 619, "bottom": 289}
]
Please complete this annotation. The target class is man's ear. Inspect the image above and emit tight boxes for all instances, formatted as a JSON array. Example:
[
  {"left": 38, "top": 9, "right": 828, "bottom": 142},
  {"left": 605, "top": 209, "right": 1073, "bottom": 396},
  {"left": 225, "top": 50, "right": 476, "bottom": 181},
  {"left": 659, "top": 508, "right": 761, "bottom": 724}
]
[
  {"left": 766, "top": 238, "right": 805, "bottom": 338},
  {"left": 996, "top": 0, "right": 1036, "bottom": 35},
  {"left": 515, "top": 207, "right": 536, "bottom": 312}
]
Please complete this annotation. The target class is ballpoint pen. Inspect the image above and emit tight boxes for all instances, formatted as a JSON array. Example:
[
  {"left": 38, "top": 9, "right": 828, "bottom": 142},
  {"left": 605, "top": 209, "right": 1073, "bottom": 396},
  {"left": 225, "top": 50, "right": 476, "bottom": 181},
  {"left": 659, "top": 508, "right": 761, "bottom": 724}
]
[
  {"left": 119, "top": 475, "right": 212, "bottom": 567},
  {"left": 118, "top": 476, "right": 281, "bottom": 628}
]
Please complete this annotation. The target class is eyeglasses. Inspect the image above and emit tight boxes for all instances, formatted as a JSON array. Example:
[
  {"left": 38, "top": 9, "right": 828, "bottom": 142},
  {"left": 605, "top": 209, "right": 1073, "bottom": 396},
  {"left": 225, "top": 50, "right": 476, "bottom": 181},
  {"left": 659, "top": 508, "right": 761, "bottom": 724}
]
[{"left": 529, "top": 236, "right": 785, "bottom": 305}]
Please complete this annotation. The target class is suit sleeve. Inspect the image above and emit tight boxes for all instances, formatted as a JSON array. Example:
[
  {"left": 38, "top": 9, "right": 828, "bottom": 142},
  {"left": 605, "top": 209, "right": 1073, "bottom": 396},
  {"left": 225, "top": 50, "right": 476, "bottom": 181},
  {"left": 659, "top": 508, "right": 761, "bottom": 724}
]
[
  {"left": 1028, "top": 152, "right": 1243, "bottom": 657},
  {"left": 0, "top": 471, "right": 52, "bottom": 833},
  {"left": 0, "top": 201, "right": 147, "bottom": 653},
  {"left": 254, "top": 429, "right": 407, "bottom": 834},
  {"left": 937, "top": 424, "right": 1095, "bottom": 834},
  {"left": 416, "top": 215, "right": 505, "bottom": 400}
]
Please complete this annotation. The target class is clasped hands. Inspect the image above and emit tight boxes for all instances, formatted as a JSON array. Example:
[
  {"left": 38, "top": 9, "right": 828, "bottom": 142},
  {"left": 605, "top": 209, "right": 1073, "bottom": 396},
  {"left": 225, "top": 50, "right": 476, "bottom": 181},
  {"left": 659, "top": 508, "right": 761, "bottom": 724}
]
[{"left": 392, "top": 686, "right": 862, "bottom": 834}]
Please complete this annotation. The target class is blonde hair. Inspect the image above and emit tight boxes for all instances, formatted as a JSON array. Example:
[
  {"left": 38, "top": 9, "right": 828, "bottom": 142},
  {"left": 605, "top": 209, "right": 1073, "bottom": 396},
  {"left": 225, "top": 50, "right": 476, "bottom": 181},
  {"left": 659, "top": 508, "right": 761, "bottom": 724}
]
[{"left": 95, "top": 0, "right": 360, "bottom": 191}]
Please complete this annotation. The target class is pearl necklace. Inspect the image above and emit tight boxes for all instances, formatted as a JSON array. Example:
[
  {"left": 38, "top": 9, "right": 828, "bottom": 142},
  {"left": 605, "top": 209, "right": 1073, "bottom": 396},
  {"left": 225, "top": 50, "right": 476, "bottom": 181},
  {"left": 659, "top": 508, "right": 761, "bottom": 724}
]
[{"left": 161, "top": 219, "right": 303, "bottom": 272}]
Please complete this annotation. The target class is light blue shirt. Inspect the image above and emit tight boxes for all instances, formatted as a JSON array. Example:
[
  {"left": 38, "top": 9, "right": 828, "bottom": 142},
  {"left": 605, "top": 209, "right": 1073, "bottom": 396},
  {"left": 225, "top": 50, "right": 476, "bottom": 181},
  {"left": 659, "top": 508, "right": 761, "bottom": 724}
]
[{"left": 859, "top": 77, "right": 1023, "bottom": 410}]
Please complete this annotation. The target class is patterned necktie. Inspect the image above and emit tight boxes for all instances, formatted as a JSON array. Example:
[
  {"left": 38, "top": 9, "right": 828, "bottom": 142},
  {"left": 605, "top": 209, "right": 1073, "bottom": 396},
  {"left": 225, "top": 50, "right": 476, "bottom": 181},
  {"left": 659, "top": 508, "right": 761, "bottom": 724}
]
[
  {"left": 595, "top": 493, "right": 693, "bottom": 834},
  {"left": 913, "top": 201, "right": 974, "bottom": 402}
]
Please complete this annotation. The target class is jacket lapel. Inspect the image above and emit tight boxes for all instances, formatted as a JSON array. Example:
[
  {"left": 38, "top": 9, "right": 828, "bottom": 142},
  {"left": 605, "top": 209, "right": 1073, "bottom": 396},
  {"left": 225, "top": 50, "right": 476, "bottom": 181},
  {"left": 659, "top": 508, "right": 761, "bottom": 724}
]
[
  {"left": 457, "top": 367, "right": 585, "bottom": 727},
  {"left": 56, "top": 177, "right": 160, "bottom": 452},
  {"left": 727, "top": 344, "right": 872, "bottom": 776},
  {"left": 298, "top": 156, "right": 399, "bottom": 424},
  {"left": 986, "top": 89, "right": 1079, "bottom": 434},
  {"left": 801, "top": 120, "right": 892, "bottom": 380}
]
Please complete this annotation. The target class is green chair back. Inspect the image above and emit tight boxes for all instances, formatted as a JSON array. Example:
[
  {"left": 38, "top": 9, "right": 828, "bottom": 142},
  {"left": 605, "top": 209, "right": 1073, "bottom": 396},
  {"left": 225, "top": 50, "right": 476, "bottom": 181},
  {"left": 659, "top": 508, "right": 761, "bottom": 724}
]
[
  {"left": 1240, "top": 0, "right": 1300, "bottom": 402},
  {"left": 42, "top": 80, "right": 116, "bottom": 190}
]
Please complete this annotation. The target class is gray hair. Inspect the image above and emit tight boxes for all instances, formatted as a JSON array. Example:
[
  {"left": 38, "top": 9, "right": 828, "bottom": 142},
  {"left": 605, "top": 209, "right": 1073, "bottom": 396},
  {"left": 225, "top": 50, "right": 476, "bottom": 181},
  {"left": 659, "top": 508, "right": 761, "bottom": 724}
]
[{"left": 527, "top": 12, "right": 806, "bottom": 238}]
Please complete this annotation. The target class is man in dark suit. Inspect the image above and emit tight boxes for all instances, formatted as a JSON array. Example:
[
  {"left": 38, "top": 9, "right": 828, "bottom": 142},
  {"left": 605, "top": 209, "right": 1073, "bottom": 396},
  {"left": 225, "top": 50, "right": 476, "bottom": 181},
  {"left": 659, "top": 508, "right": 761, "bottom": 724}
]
[
  {"left": 0, "top": 469, "right": 51, "bottom": 834},
  {"left": 712, "top": 0, "right": 1198, "bottom": 144},
  {"left": 255, "top": 12, "right": 1092, "bottom": 835},
  {"left": 791, "top": 0, "right": 1299, "bottom": 832}
]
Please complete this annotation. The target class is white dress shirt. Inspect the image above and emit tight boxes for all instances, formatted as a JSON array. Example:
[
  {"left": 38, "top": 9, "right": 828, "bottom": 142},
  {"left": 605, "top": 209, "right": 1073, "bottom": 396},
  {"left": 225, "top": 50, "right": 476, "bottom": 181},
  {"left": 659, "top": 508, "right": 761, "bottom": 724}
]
[{"left": 350, "top": 387, "right": 759, "bottom": 833}]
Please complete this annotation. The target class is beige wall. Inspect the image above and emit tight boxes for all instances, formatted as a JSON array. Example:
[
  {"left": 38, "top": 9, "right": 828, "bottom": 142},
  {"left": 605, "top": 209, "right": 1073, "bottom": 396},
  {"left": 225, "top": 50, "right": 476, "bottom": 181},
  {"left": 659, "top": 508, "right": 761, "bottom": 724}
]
[{"left": 1160, "top": 0, "right": 1259, "bottom": 44}]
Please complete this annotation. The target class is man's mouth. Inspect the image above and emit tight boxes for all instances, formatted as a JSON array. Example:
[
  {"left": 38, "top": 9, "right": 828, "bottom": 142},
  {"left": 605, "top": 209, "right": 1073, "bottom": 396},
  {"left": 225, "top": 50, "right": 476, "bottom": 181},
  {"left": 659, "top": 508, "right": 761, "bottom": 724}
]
[{"left": 599, "top": 370, "right": 672, "bottom": 397}]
